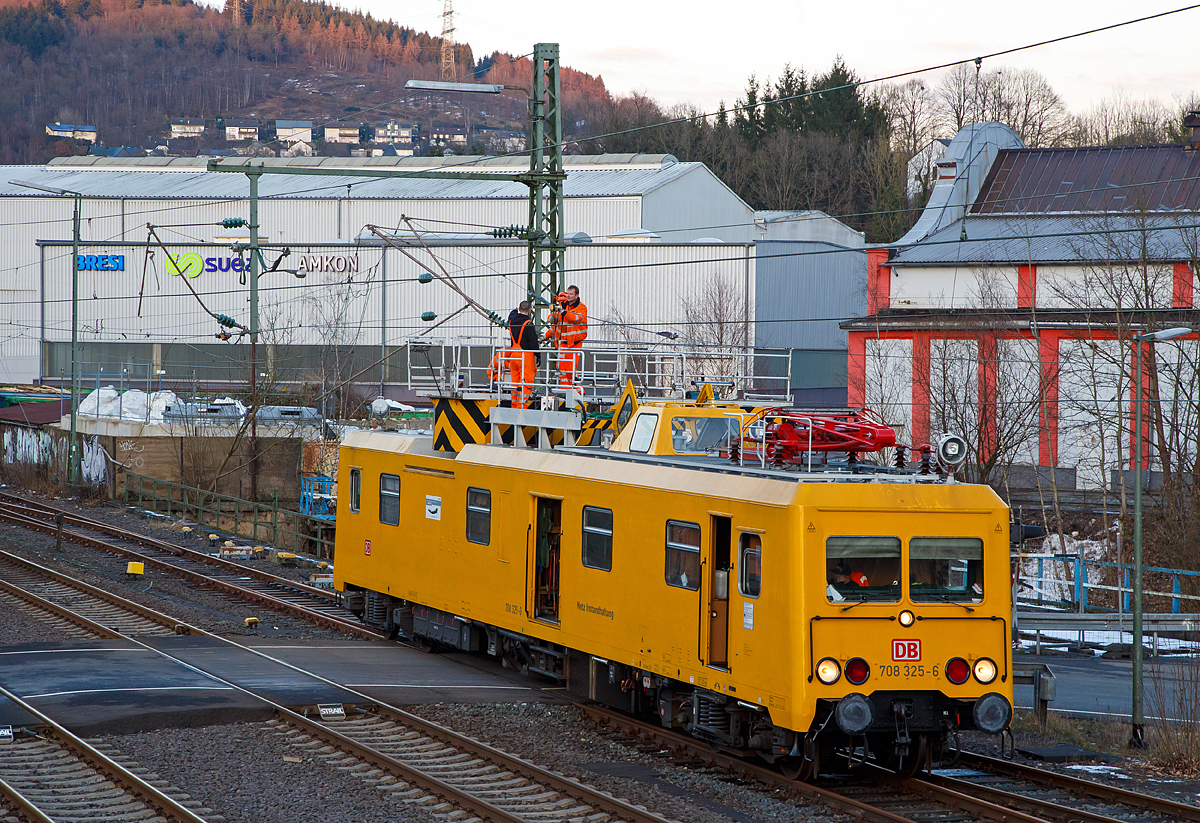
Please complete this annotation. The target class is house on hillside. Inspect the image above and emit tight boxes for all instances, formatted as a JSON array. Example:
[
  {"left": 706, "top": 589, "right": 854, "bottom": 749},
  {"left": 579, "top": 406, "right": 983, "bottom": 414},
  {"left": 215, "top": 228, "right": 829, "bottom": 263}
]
[
  {"left": 429, "top": 124, "right": 467, "bottom": 149},
  {"left": 169, "top": 118, "right": 205, "bottom": 139},
  {"left": 373, "top": 120, "right": 416, "bottom": 144},
  {"left": 45, "top": 123, "right": 97, "bottom": 143},
  {"left": 843, "top": 118, "right": 1200, "bottom": 492},
  {"left": 282, "top": 140, "right": 316, "bottom": 157},
  {"left": 276, "top": 120, "right": 313, "bottom": 144},
  {"left": 323, "top": 123, "right": 361, "bottom": 144},
  {"left": 225, "top": 118, "right": 260, "bottom": 141},
  {"left": 89, "top": 146, "right": 142, "bottom": 158}
]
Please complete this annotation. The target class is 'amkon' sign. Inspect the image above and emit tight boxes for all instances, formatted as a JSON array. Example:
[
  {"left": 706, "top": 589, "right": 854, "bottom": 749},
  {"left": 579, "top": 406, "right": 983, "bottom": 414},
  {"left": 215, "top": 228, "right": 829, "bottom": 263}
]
[{"left": 297, "top": 254, "right": 359, "bottom": 274}]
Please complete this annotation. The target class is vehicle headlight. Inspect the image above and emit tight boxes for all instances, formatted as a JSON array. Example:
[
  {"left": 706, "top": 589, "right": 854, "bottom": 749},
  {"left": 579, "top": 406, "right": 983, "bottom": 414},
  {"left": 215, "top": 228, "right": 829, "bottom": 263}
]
[
  {"left": 973, "top": 657, "right": 998, "bottom": 684},
  {"left": 899, "top": 609, "right": 915, "bottom": 627},
  {"left": 816, "top": 657, "right": 841, "bottom": 684}
]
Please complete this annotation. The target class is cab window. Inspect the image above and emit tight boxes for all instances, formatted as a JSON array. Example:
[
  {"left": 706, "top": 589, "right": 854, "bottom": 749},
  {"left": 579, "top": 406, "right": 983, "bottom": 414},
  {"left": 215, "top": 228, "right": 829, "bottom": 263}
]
[
  {"left": 665, "top": 520, "right": 700, "bottom": 590},
  {"left": 910, "top": 537, "right": 984, "bottom": 602},
  {"left": 669, "top": 415, "right": 737, "bottom": 454},
  {"left": 582, "top": 506, "right": 613, "bottom": 571},
  {"left": 825, "top": 536, "right": 900, "bottom": 602},
  {"left": 739, "top": 533, "right": 762, "bottom": 598},
  {"left": 628, "top": 413, "right": 658, "bottom": 453},
  {"left": 466, "top": 487, "right": 490, "bottom": 545},
  {"left": 348, "top": 468, "right": 360, "bottom": 513},
  {"left": 379, "top": 473, "right": 400, "bottom": 526}
]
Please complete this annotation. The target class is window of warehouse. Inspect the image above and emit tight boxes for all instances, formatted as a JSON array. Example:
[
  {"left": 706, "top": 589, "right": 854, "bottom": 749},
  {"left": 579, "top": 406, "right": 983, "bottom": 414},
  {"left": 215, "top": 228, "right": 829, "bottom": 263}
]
[
  {"left": 665, "top": 520, "right": 700, "bottom": 590},
  {"left": 349, "top": 468, "right": 361, "bottom": 513},
  {"left": 910, "top": 537, "right": 984, "bottom": 602},
  {"left": 379, "top": 474, "right": 400, "bottom": 526},
  {"left": 466, "top": 488, "right": 491, "bottom": 545},
  {"left": 582, "top": 506, "right": 613, "bottom": 571},
  {"left": 740, "top": 533, "right": 762, "bottom": 598},
  {"left": 825, "top": 536, "right": 900, "bottom": 603}
]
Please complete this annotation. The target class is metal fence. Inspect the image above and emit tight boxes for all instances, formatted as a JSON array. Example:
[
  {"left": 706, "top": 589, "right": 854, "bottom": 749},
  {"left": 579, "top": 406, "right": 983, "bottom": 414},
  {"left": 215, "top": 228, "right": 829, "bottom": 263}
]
[
  {"left": 123, "top": 472, "right": 335, "bottom": 559},
  {"left": 1019, "top": 552, "right": 1200, "bottom": 615}
]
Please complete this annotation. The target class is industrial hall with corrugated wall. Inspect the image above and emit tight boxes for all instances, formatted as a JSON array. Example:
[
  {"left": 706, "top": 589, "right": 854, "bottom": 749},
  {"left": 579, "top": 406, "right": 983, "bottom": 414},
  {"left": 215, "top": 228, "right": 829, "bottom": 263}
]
[{"left": 0, "top": 153, "right": 865, "bottom": 402}]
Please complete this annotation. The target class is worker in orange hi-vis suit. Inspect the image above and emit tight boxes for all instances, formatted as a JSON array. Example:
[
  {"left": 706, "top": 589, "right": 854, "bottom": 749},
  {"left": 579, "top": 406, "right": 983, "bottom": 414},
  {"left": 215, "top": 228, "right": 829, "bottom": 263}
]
[
  {"left": 504, "top": 300, "right": 540, "bottom": 408},
  {"left": 545, "top": 285, "right": 588, "bottom": 389}
]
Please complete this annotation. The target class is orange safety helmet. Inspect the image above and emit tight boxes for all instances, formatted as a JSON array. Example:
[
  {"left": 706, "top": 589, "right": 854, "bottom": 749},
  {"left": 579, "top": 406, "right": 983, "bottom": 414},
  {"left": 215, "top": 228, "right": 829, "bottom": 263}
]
[{"left": 850, "top": 572, "right": 869, "bottom": 587}]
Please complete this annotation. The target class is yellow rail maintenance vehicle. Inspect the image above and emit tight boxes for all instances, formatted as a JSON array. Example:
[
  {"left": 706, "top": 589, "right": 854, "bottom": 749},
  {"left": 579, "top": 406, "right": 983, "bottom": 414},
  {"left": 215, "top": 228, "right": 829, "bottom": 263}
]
[{"left": 334, "top": 391, "right": 1013, "bottom": 779}]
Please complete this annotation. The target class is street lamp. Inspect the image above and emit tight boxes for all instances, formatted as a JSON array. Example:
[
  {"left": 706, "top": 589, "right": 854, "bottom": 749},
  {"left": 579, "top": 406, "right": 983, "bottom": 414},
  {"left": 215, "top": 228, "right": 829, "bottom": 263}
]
[
  {"left": 10, "top": 179, "right": 83, "bottom": 484},
  {"left": 1131, "top": 325, "right": 1192, "bottom": 748}
]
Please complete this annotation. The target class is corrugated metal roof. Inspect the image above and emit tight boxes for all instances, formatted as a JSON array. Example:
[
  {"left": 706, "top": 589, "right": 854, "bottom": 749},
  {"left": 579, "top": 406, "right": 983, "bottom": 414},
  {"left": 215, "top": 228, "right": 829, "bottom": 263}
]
[
  {"left": 973, "top": 145, "right": 1200, "bottom": 214},
  {"left": 891, "top": 214, "right": 1200, "bottom": 265},
  {"left": 0, "top": 155, "right": 696, "bottom": 201}
]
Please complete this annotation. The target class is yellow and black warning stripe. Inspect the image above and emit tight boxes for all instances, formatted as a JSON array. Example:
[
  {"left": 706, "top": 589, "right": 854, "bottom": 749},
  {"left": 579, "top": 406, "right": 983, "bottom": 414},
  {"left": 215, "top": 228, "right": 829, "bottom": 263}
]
[
  {"left": 433, "top": 398, "right": 496, "bottom": 452},
  {"left": 577, "top": 417, "right": 613, "bottom": 446}
]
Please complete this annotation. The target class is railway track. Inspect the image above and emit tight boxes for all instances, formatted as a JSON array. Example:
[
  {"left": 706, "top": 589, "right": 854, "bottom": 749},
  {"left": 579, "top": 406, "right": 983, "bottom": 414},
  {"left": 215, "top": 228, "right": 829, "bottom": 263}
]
[
  {"left": 578, "top": 702, "right": 1200, "bottom": 823},
  {"left": 0, "top": 491, "right": 385, "bottom": 639},
  {"left": 0, "top": 555, "right": 676, "bottom": 823},
  {"left": 0, "top": 686, "right": 217, "bottom": 823}
]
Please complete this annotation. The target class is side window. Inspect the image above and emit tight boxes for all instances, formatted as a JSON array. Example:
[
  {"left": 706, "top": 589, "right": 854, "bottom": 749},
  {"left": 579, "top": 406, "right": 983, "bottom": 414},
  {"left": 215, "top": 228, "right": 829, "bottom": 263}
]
[
  {"left": 582, "top": 506, "right": 613, "bottom": 571},
  {"left": 379, "top": 473, "right": 400, "bottom": 526},
  {"left": 348, "top": 468, "right": 361, "bottom": 513},
  {"left": 466, "top": 487, "right": 491, "bottom": 545},
  {"left": 665, "top": 520, "right": 700, "bottom": 590},
  {"left": 628, "top": 413, "right": 658, "bottom": 453},
  {"left": 740, "top": 533, "right": 762, "bottom": 598}
]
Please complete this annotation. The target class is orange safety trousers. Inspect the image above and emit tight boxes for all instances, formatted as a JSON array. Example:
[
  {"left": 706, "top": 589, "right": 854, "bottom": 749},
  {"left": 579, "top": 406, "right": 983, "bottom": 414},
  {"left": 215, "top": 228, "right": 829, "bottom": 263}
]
[
  {"left": 504, "top": 348, "right": 535, "bottom": 408},
  {"left": 556, "top": 343, "right": 582, "bottom": 388}
]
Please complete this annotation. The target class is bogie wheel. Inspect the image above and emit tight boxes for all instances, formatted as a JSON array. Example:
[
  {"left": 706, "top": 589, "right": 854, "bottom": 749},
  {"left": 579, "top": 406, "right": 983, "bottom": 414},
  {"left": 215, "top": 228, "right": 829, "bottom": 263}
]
[
  {"left": 876, "top": 733, "right": 928, "bottom": 779},
  {"left": 778, "top": 755, "right": 814, "bottom": 781}
]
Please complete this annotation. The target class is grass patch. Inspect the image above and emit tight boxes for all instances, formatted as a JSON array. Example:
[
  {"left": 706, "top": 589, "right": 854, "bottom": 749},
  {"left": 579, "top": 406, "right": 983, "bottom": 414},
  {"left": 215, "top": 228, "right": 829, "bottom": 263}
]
[{"left": 1010, "top": 707, "right": 1132, "bottom": 756}]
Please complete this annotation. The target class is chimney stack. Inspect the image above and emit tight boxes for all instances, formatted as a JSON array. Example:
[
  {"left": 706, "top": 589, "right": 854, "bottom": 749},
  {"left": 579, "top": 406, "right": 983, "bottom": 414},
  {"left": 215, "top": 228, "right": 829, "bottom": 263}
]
[{"left": 1184, "top": 111, "right": 1200, "bottom": 151}]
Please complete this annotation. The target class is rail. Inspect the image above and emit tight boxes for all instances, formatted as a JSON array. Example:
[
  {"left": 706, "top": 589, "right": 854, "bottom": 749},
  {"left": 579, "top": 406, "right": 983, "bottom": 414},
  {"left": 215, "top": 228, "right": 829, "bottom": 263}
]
[{"left": 123, "top": 472, "right": 335, "bottom": 559}]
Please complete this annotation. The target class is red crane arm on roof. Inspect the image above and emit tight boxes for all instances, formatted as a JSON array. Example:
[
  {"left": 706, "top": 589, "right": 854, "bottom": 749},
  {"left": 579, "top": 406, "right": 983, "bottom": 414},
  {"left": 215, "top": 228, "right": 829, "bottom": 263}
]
[{"left": 752, "top": 409, "right": 897, "bottom": 455}]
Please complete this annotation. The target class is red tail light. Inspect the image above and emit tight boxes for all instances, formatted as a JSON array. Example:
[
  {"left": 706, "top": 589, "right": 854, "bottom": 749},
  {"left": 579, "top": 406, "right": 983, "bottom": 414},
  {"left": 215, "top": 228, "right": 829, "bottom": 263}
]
[
  {"left": 845, "top": 657, "right": 870, "bottom": 685},
  {"left": 946, "top": 657, "right": 970, "bottom": 684}
]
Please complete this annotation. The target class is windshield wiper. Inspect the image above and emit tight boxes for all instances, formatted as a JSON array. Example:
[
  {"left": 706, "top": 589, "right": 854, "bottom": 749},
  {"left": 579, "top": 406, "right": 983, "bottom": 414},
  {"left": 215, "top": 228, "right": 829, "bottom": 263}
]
[
  {"left": 840, "top": 599, "right": 867, "bottom": 613},
  {"left": 937, "top": 594, "right": 975, "bottom": 613}
]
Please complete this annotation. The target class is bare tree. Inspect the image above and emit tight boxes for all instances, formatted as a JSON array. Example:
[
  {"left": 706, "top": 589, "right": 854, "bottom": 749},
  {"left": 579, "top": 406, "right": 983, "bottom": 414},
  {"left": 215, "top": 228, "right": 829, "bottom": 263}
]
[
  {"left": 935, "top": 63, "right": 1070, "bottom": 147},
  {"left": 680, "top": 272, "right": 753, "bottom": 395}
]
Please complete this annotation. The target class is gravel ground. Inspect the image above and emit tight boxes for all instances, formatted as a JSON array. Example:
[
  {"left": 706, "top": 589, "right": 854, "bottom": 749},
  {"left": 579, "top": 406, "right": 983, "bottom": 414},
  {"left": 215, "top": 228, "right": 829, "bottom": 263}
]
[
  {"left": 0, "top": 491, "right": 365, "bottom": 644},
  {"left": 406, "top": 702, "right": 851, "bottom": 823},
  {"left": 96, "top": 722, "right": 448, "bottom": 823}
]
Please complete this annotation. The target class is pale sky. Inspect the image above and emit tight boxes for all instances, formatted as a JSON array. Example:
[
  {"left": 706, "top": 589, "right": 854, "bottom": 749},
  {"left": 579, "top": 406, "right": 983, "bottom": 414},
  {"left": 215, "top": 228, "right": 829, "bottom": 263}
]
[{"left": 331, "top": 0, "right": 1199, "bottom": 116}]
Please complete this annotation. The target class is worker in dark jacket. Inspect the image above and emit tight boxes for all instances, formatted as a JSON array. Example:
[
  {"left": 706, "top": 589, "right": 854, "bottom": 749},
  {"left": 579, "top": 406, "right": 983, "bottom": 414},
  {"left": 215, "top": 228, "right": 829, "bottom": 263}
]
[{"left": 504, "top": 301, "right": 540, "bottom": 407}]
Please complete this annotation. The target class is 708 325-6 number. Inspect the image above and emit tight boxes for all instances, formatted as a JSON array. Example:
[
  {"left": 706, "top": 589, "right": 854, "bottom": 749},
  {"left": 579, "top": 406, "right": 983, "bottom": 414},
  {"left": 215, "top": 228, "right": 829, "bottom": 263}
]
[{"left": 879, "top": 664, "right": 939, "bottom": 678}]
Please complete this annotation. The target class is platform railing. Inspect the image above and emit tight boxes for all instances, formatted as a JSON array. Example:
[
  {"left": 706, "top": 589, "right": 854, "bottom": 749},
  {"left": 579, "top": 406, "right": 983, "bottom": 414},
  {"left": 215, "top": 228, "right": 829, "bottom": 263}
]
[{"left": 401, "top": 337, "right": 793, "bottom": 402}]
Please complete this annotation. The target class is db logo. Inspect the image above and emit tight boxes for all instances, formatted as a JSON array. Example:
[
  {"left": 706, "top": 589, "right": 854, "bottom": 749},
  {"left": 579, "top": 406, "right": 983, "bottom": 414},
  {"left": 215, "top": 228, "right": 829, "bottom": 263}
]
[
  {"left": 364, "top": 540, "right": 372, "bottom": 556},
  {"left": 892, "top": 639, "right": 921, "bottom": 661}
]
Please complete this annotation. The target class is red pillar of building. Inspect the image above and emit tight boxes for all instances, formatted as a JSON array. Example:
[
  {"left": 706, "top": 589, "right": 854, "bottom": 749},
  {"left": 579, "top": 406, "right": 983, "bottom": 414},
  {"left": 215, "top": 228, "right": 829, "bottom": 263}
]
[
  {"left": 866, "top": 248, "right": 891, "bottom": 315},
  {"left": 1017, "top": 265, "right": 1037, "bottom": 309},
  {"left": 912, "top": 332, "right": 931, "bottom": 448},
  {"left": 1129, "top": 339, "right": 1154, "bottom": 469},
  {"left": 1038, "top": 332, "right": 1060, "bottom": 467},
  {"left": 847, "top": 332, "right": 866, "bottom": 408},
  {"left": 1172, "top": 262, "right": 1194, "bottom": 308},
  {"left": 978, "top": 333, "right": 998, "bottom": 466}
]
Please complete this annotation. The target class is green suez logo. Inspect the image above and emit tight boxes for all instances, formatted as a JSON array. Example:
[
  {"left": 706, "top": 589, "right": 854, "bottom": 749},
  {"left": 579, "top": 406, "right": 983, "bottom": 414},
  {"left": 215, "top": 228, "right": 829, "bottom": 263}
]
[{"left": 166, "top": 252, "right": 360, "bottom": 278}]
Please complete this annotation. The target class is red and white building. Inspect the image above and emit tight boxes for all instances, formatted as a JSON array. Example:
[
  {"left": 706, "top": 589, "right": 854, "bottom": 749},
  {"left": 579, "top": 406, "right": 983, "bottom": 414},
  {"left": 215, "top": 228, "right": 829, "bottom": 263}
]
[{"left": 844, "top": 121, "right": 1200, "bottom": 490}]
